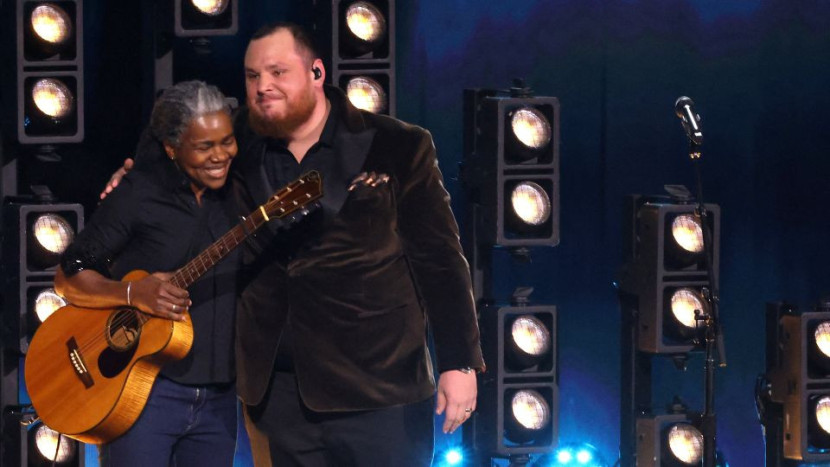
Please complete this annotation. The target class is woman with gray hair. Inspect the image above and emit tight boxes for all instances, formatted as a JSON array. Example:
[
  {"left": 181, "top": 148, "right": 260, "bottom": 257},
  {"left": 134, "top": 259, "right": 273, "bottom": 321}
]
[{"left": 54, "top": 80, "right": 239, "bottom": 466}]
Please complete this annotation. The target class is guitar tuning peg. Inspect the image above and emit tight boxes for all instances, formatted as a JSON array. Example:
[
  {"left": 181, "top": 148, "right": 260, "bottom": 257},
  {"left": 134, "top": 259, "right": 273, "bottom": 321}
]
[{"left": 300, "top": 208, "right": 309, "bottom": 216}]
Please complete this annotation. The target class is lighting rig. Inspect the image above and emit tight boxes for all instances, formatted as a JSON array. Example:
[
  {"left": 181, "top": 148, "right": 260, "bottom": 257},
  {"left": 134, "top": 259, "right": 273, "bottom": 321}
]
[{"left": 461, "top": 80, "right": 560, "bottom": 466}]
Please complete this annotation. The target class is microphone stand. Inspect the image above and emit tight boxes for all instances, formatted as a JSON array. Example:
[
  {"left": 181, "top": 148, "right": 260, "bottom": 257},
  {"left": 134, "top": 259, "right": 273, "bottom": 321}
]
[{"left": 686, "top": 137, "right": 726, "bottom": 467}]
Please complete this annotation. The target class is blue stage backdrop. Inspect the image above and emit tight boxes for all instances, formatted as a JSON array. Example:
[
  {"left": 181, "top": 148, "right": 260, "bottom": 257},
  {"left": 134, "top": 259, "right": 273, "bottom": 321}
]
[{"left": 9, "top": 1, "right": 830, "bottom": 466}]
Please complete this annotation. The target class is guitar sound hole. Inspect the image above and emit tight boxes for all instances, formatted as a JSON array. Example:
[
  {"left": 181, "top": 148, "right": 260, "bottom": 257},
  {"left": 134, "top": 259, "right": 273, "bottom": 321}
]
[{"left": 106, "top": 308, "right": 142, "bottom": 352}]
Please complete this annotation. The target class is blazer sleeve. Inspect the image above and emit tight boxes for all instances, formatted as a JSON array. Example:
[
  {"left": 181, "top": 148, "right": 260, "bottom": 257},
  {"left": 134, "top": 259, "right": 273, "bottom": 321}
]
[{"left": 395, "top": 127, "right": 486, "bottom": 373}]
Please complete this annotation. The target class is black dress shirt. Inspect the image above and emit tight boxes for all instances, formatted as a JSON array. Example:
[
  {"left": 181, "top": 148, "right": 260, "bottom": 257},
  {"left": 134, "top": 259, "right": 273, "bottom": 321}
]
[
  {"left": 61, "top": 145, "right": 238, "bottom": 385},
  {"left": 260, "top": 90, "right": 341, "bottom": 372}
]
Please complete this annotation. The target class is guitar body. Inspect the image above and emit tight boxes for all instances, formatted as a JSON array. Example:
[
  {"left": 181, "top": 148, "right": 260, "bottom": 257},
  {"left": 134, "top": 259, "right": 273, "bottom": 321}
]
[
  {"left": 23, "top": 171, "right": 323, "bottom": 445},
  {"left": 24, "top": 270, "right": 194, "bottom": 444}
]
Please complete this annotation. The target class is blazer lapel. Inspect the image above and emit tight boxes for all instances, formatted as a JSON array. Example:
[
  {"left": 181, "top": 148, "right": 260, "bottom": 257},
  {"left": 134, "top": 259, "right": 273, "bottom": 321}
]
[{"left": 322, "top": 127, "right": 377, "bottom": 215}]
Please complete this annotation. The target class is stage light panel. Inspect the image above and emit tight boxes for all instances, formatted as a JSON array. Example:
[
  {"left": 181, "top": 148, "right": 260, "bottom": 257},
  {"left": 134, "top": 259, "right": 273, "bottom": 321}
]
[
  {"left": 17, "top": 1, "right": 84, "bottom": 144},
  {"left": 463, "top": 90, "right": 560, "bottom": 247},
  {"left": 330, "top": 1, "right": 395, "bottom": 115},
  {"left": 768, "top": 309, "right": 830, "bottom": 462},
  {"left": 636, "top": 412, "right": 705, "bottom": 467},
  {"left": 618, "top": 197, "right": 720, "bottom": 354},
  {"left": 1, "top": 201, "right": 83, "bottom": 353},
  {"left": 472, "top": 304, "right": 557, "bottom": 457}
]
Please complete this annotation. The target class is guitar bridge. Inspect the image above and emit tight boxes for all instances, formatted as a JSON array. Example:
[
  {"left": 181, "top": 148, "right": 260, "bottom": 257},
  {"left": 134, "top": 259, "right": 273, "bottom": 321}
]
[{"left": 67, "top": 337, "right": 94, "bottom": 389}]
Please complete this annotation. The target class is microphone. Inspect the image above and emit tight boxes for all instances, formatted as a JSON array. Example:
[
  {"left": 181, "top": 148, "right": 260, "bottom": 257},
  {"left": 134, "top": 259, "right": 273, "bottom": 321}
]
[{"left": 674, "top": 96, "right": 703, "bottom": 145}]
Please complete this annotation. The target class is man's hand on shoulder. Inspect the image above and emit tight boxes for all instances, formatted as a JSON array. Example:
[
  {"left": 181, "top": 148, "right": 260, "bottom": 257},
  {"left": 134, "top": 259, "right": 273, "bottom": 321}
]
[{"left": 100, "top": 158, "right": 134, "bottom": 200}]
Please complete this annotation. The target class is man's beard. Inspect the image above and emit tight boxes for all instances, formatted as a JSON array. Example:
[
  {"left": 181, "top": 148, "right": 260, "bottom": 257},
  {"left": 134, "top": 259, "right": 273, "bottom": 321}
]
[{"left": 248, "top": 87, "right": 317, "bottom": 139}]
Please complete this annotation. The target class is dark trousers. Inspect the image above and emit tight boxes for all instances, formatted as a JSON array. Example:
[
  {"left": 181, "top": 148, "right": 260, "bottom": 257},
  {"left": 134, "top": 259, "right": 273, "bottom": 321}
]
[
  {"left": 243, "top": 371, "right": 435, "bottom": 467},
  {"left": 99, "top": 376, "right": 237, "bottom": 467}
]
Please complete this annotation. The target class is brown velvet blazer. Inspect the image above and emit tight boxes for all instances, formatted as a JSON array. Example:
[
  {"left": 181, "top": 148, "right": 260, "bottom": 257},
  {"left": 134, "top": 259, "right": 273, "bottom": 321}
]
[{"left": 232, "top": 86, "right": 484, "bottom": 411}]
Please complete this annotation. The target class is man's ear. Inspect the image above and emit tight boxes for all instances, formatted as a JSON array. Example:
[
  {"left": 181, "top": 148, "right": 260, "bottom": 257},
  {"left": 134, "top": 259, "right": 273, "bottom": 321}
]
[
  {"left": 312, "top": 58, "right": 325, "bottom": 84},
  {"left": 164, "top": 144, "right": 176, "bottom": 160}
]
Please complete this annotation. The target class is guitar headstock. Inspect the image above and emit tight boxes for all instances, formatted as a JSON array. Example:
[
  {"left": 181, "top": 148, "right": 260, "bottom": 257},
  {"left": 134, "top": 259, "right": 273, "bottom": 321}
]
[{"left": 261, "top": 171, "right": 323, "bottom": 220}]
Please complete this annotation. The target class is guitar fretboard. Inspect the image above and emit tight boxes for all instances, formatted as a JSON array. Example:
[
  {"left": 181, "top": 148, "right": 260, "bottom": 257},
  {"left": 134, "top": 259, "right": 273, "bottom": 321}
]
[{"left": 166, "top": 172, "right": 321, "bottom": 290}]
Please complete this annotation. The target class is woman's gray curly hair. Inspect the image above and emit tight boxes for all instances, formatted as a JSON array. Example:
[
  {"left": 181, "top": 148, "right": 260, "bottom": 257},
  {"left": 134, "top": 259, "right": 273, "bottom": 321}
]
[{"left": 149, "top": 80, "right": 230, "bottom": 149}]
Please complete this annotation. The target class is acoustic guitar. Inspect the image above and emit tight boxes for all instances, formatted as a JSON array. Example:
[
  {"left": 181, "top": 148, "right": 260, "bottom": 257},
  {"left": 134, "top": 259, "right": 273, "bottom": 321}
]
[{"left": 24, "top": 171, "right": 323, "bottom": 444}]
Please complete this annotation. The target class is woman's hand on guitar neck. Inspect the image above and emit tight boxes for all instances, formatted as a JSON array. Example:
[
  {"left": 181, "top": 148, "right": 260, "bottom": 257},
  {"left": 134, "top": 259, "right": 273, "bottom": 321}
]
[{"left": 131, "top": 272, "right": 191, "bottom": 321}]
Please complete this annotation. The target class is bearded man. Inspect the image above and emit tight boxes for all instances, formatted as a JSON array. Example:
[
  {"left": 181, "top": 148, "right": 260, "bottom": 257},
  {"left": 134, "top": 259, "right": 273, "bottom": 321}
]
[{"left": 233, "top": 23, "right": 484, "bottom": 466}]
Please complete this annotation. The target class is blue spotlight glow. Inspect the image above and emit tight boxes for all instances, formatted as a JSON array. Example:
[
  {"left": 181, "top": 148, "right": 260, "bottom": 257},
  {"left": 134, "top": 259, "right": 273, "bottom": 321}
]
[
  {"left": 444, "top": 448, "right": 464, "bottom": 465},
  {"left": 547, "top": 442, "right": 608, "bottom": 467},
  {"left": 556, "top": 449, "right": 573, "bottom": 463},
  {"left": 576, "top": 449, "right": 593, "bottom": 464}
]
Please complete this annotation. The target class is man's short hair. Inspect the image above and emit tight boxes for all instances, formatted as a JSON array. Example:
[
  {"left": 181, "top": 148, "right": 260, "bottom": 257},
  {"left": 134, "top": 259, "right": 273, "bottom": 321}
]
[{"left": 250, "top": 22, "right": 320, "bottom": 64}]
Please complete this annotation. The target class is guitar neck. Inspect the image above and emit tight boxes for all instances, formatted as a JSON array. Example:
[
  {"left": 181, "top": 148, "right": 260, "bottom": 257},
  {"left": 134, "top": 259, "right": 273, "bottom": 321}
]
[
  {"left": 169, "top": 208, "right": 268, "bottom": 290},
  {"left": 168, "top": 171, "right": 321, "bottom": 289}
]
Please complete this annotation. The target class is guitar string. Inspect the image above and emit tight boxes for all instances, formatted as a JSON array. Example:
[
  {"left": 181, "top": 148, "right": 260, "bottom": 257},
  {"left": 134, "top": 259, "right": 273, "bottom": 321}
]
[
  {"left": 74, "top": 191, "right": 295, "bottom": 354},
  {"left": 72, "top": 176, "right": 319, "bottom": 356}
]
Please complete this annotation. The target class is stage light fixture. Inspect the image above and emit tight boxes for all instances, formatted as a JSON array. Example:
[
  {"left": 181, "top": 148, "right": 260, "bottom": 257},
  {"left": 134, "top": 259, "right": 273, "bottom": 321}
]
[
  {"left": 191, "top": 0, "right": 229, "bottom": 15},
  {"left": 330, "top": 0, "right": 395, "bottom": 116},
  {"left": 511, "top": 315, "right": 551, "bottom": 356},
  {"left": 27, "top": 211, "right": 76, "bottom": 273},
  {"left": 767, "top": 305, "right": 830, "bottom": 462},
  {"left": 344, "top": 75, "right": 387, "bottom": 113},
  {"left": 815, "top": 322, "right": 830, "bottom": 358},
  {"left": 23, "top": 2, "right": 78, "bottom": 61},
  {"left": 472, "top": 301, "right": 557, "bottom": 457},
  {"left": 175, "top": 0, "right": 237, "bottom": 36},
  {"left": 463, "top": 89, "right": 560, "bottom": 248},
  {"left": 506, "top": 314, "right": 552, "bottom": 372},
  {"left": 31, "top": 78, "right": 74, "bottom": 118},
  {"left": 1, "top": 409, "right": 83, "bottom": 467},
  {"left": 636, "top": 411, "right": 706, "bottom": 467},
  {"left": 30, "top": 4, "right": 72, "bottom": 45},
  {"left": 31, "top": 424, "right": 76, "bottom": 464},
  {"left": 1, "top": 198, "right": 83, "bottom": 354},
  {"left": 617, "top": 194, "right": 720, "bottom": 354},
  {"left": 30, "top": 211, "right": 75, "bottom": 256},
  {"left": 663, "top": 287, "right": 706, "bottom": 342},
  {"left": 507, "top": 106, "right": 553, "bottom": 163},
  {"left": 671, "top": 214, "right": 704, "bottom": 253},
  {"left": 33, "top": 288, "right": 66, "bottom": 323},
  {"left": 509, "top": 181, "right": 552, "bottom": 228},
  {"left": 509, "top": 389, "right": 550, "bottom": 431},
  {"left": 16, "top": 0, "right": 84, "bottom": 144},
  {"left": 665, "top": 422, "right": 704, "bottom": 465},
  {"left": 345, "top": 2, "right": 385, "bottom": 42},
  {"left": 340, "top": 1, "right": 388, "bottom": 58}
]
